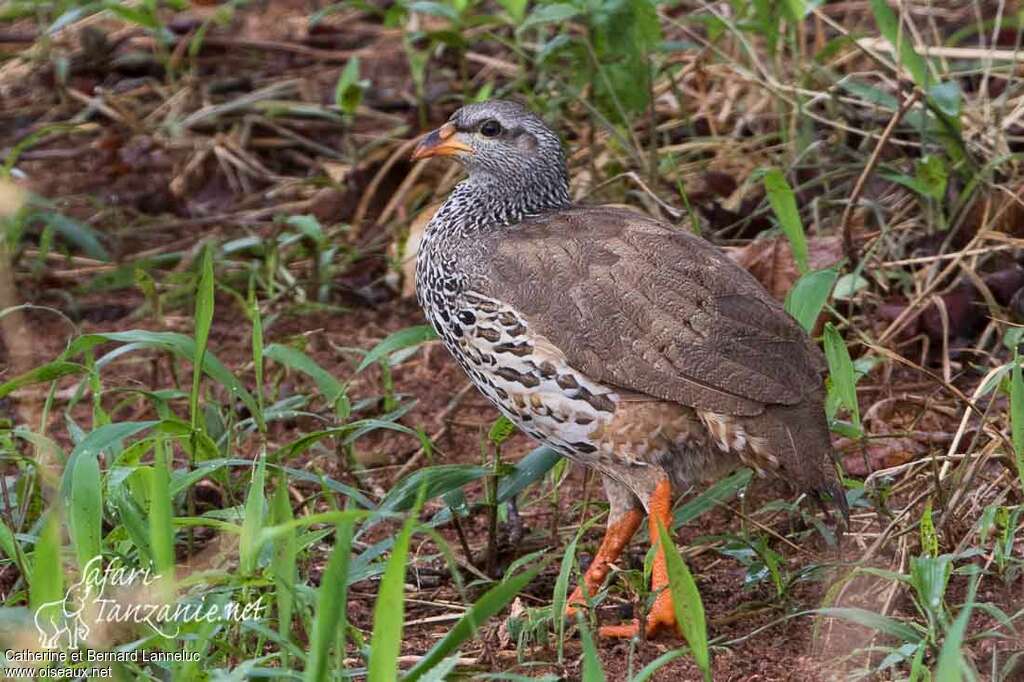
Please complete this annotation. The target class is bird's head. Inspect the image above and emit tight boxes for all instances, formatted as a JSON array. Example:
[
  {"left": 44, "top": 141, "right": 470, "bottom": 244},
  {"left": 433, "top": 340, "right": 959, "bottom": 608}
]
[{"left": 412, "top": 100, "right": 568, "bottom": 193}]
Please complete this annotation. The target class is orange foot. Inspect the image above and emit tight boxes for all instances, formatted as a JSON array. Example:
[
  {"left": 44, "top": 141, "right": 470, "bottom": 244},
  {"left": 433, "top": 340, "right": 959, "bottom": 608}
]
[
  {"left": 599, "top": 589, "right": 676, "bottom": 638},
  {"left": 564, "top": 508, "right": 644, "bottom": 619},
  {"left": 599, "top": 478, "right": 679, "bottom": 639}
]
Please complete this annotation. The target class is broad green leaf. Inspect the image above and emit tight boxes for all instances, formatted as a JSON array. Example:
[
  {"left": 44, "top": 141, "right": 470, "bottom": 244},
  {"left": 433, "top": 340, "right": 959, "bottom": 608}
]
[
  {"left": 832, "top": 273, "right": 869, "bottom": 301},
  {"left": 784, "top": 266, "right": 839, "bottom": 332},
  {"left": 763, "top": 168, "right": 808, "bottom": 274},
  {"left": 432, "top": 446, "right": 563, "bottom": 527},
  {"left": 415, "top": 656, "right": 461, "bottom": 682},
  {"left": 928, "top": 81, "right": 962, "bottom": 119},
  {"left": 403, "top": 562, "right": 545, "bottom": 681},
  {"left": 104, "top": 1, "right": 161, "bottom": 30},
  {"left": 915, "top": 155, "right": 949, "bottom": 199},
  {"left": 488, "top": 415, "right": 516, "bottom": 446},
  {"left": 655, "top": 519, "right": 711, "bottom": 680},
  {"left": 107, "top": 469, "right": 152, "bottom": 566},
  {"left": 823, "top": 323, "right": 861, "bottom": 432},
  {"left": 497, "top": 0, "right": 527, "bottom": 22},
  {"left": 910, "top": 554, "right": 951, "bottom": 620},
  {"left": 286, "top": 214, "right": 325, "bottom": 244},
  {"left": 781, "top": 0, "right": 822, "bottom": 21},
  {"left": 170, "top": 457, "right": 374, "bottom": 508}
]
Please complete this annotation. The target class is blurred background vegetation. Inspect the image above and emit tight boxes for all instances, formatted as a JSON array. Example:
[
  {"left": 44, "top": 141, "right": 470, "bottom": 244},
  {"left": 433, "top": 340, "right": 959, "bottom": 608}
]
[{"left": 0, "top": 0, "right": 1023, "bottom": 679}]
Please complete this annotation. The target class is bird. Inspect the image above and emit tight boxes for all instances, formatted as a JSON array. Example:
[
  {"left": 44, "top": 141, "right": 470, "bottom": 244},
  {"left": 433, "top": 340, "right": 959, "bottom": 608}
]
[{"left": 410, "top": 99, "right": 847, "bottom": 639}]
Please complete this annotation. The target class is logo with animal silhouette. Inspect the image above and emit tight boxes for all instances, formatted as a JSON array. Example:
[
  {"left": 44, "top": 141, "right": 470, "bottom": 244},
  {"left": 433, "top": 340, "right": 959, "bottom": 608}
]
[{"left": 32, "top": 555, "right": 268, "bottom": 648}]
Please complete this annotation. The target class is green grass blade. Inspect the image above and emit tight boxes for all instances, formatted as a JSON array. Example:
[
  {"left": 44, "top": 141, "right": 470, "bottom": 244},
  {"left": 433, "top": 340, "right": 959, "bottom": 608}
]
[
  {"left": 823, "top": 322, "right": 861, "bottom": 432},
  {"left": 415, "top": 655, "right": 460, "bottom": 682},
  {"left": 239, "top": 454, "right": 267, "bottom": 574},
  {"left": 149, "top": 436, "right": 175, "bottom": 576},
  {"left": 868, "top": 0, "right": 930, "bottom": 88},
  {"left": 356, "top": 325, "right": 437, "bottom": 372},
  {"left": 763, "top": 168, "right": 808, "bottom": 274},
  {"left": 815, "top": 607, "right": 923, "bottom": 643},
  {"left": 68, "top": 449, "right": 102, "bottom": 572},
  {"left": 655, "top": 518, "right": 710, "bottom": 680},
  {"left": 380, "top": 465, "right": 489, "bottom": 512},
  {"left": 368, "top": 502, "right": 420, "bottom": 682},
  {"left": 0, "top": 516, "right": 19, "bottom": 568},
  {"left": 43, "top": 211, "right": 110, "bottom": 261},
  {"left": 403, "top": 561, "right": 546, "bottom": 682},
  {"left": 935, "top": 596, "right": 974, "bottom": 681},
  {"left": 305, "top": 519, "right": 354, "bottom": 682},
  {"left": 553, "top": 524, "right": 586, "bottom": 663},
  {"left": 58, "top": 421, "right": 154, "bottom": 499},
  {"left": 631, "top": 649, "right": 688, "bottom": 682},
  {"left": 577, "top": 615, "right": 606, "bottom": 682},
  {"left": 674, "top": 467, "right": 751, "bottom": 527},
  {"left": 784, "top": 266, "right": 839, "bottom": 332},
  {"left": 29, "top": 511, "right": 64, "bottom": 617},
  {"left": 1011, "top": 354, "right": 1024, "bottom": 489},
  {"left": 65, "top": 331, "right": 258, "bottom": 417},
  {"left": 264, "top": 343, "right": 347, "bottom": 414},
  {"left": 272, "top": 478, "right": 297, "bottom": 668},
  {"left": 251, "top": 296, "right": 266, "bottom": 432},
  {"left": 0, "top": 361, "right": 84, "bottom": 400},
  {"left": 190, "top": 244, "right": 215, "bottom": 431},
  {"left": 496, "top": 445, "right": 561, "bottom": 502}
]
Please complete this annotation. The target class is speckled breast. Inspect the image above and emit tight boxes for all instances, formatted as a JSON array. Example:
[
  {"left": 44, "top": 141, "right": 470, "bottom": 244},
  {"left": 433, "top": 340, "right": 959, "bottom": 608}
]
[{"left": 429, "top": 289, "right": 614, "bottom": 447}]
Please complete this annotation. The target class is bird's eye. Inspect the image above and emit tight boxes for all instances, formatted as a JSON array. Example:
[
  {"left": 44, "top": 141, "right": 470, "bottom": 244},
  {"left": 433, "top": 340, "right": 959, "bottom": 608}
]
[{"left": 479, "top": 120, "right": 502, "bottom": 137}]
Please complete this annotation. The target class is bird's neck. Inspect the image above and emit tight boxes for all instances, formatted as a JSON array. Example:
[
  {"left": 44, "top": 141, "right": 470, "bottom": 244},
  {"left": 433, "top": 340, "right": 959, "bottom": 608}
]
[{"left": 428, "top": 169, "right": 572, "bottom": 238}]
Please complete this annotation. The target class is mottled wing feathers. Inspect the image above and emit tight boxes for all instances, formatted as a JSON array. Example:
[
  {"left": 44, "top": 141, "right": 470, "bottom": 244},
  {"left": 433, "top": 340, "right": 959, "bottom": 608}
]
[{"left": 478, "top": 206, "right": 826, "bottom": 417}]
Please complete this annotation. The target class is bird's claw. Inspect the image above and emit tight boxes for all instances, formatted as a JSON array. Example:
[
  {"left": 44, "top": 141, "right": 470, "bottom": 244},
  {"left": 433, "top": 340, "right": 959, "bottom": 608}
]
[{"left": 597, "top": 591, "right": 676, "bottom": 639}]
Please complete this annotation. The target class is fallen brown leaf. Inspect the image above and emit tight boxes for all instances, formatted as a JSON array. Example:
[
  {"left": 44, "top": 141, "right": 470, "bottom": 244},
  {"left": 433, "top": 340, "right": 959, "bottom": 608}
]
[{"left": 726, "top": 235, "right": 844, "bottom": 300}]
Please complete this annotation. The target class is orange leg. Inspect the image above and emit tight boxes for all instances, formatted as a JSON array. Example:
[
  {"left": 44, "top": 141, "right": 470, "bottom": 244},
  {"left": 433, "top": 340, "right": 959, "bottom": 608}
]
[
  {"left": 599, "top": 478, "right": 678, "bottom": 639},
  {"left": 565, "top": 508, "right": 644, "bottom": 617}
]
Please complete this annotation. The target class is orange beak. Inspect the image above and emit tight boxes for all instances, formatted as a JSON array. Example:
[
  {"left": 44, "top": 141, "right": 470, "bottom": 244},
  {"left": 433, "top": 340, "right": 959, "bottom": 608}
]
[{"left": 411, "top": 122, "right": 472, "bottom": 160}]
